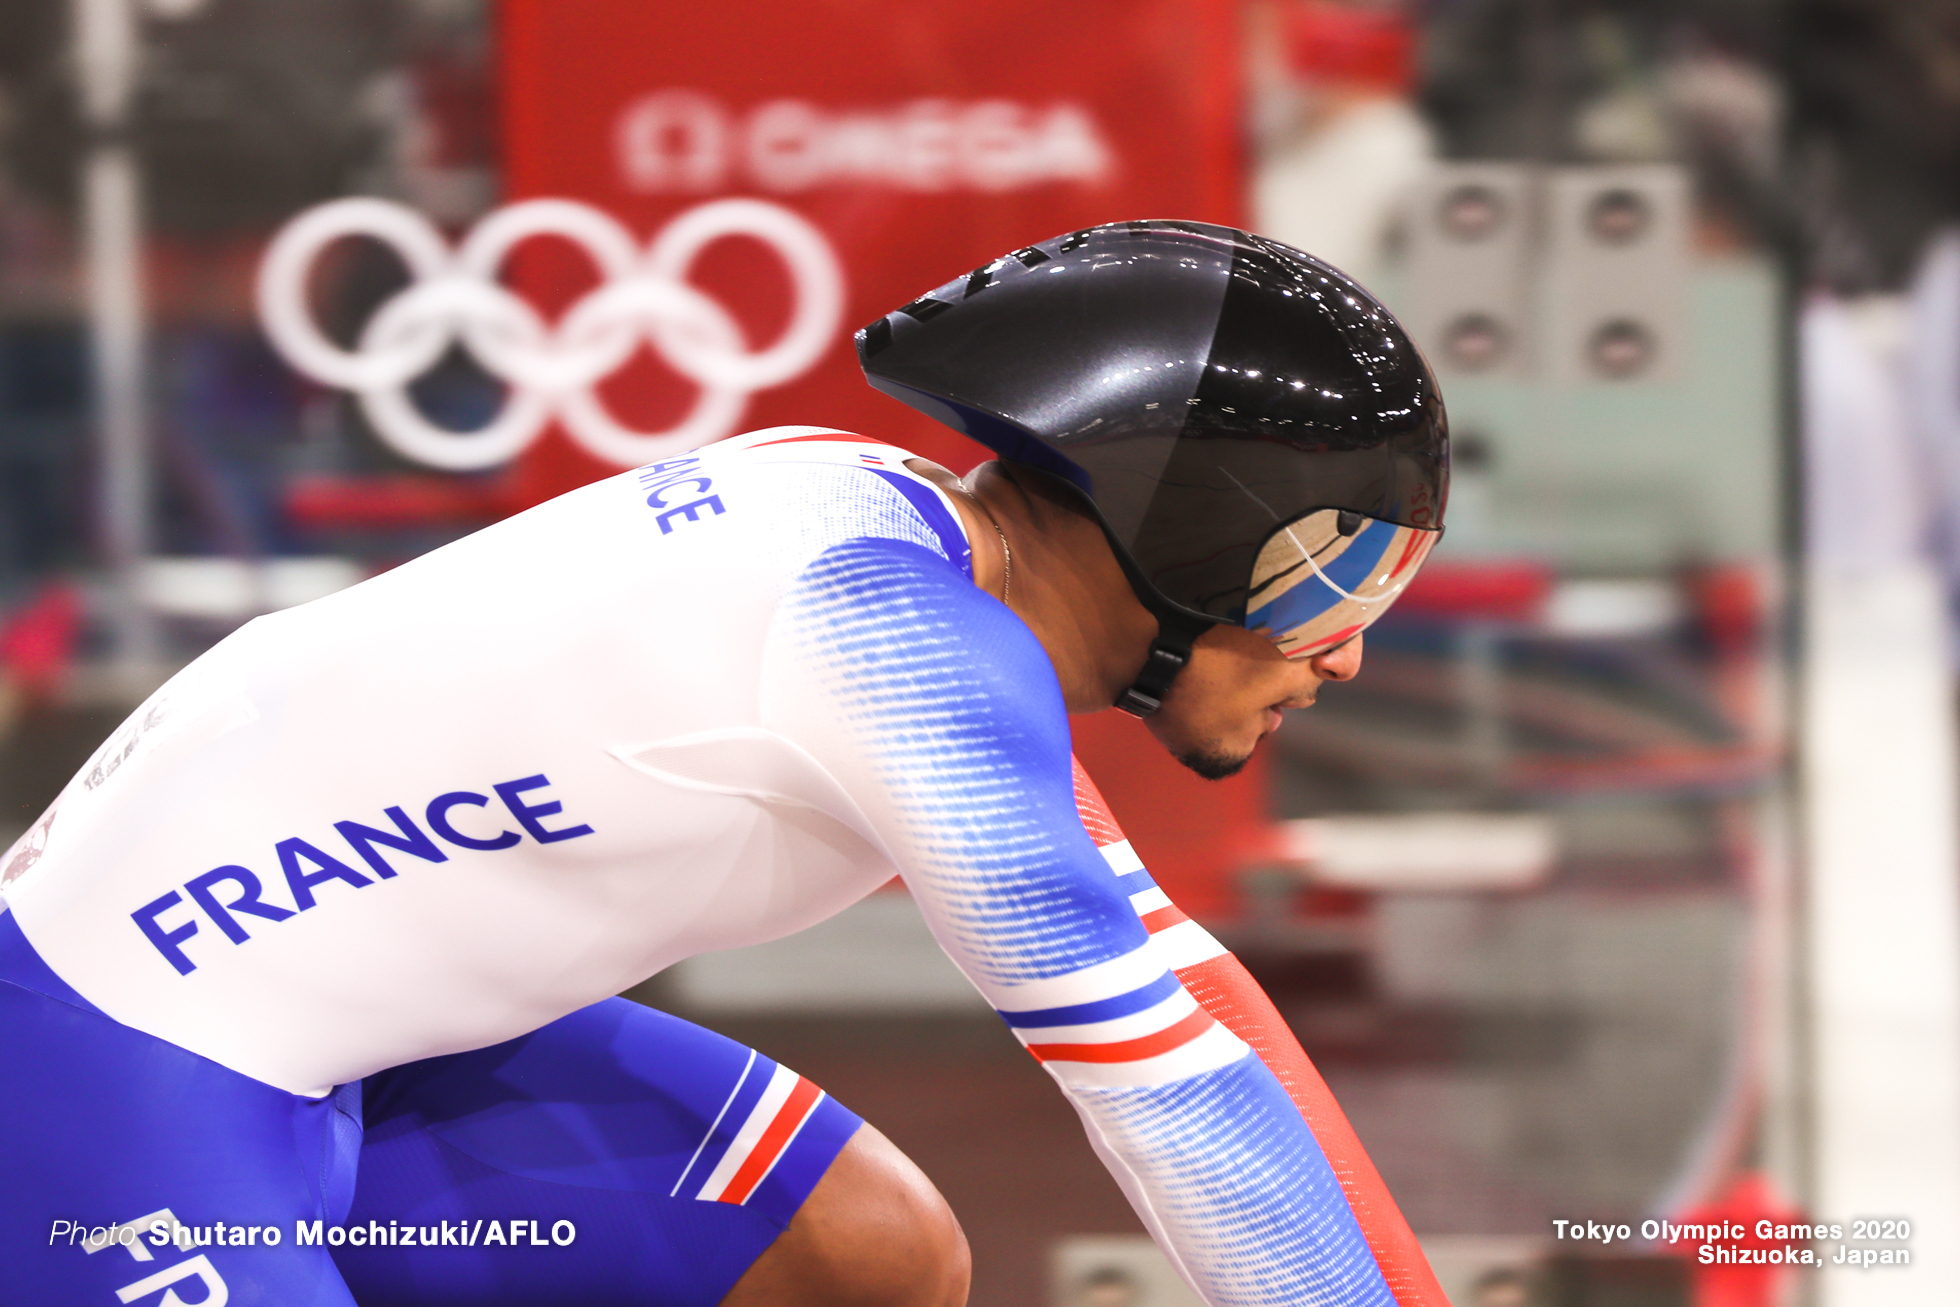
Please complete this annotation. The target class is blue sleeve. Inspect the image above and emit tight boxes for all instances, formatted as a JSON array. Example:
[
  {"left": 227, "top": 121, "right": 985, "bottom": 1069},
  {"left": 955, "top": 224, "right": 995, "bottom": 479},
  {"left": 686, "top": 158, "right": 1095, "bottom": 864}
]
[{"left": 762, "top": 538, "right": 1397, "bottom": 1307}]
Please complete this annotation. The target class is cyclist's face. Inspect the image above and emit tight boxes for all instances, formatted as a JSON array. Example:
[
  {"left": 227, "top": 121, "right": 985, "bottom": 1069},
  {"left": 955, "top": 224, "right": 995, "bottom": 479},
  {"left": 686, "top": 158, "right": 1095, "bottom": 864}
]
[{"left": 1143, "top": 626, "right": 1362, "bottom": 779}]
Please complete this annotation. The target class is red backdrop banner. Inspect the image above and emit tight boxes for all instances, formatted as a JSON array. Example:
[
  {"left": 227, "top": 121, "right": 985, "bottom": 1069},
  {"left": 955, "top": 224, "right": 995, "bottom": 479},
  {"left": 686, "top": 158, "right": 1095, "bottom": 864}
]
[
  {"left": 499, "top": 0, "right": 1262, "bottom": 915},
  {"left": 500, "top": 0, "right": 1242, "bottom": 494}
]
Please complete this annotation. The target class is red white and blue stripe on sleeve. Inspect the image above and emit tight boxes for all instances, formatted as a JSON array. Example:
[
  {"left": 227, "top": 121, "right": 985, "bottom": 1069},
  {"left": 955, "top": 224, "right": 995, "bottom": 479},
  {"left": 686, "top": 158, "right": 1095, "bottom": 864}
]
[
  {"left": 984, "top": 936, "right": 1247, "bottom": 1089},
  {"left": 976, "top": 801, "right": 1245, "bottom": 1088}
]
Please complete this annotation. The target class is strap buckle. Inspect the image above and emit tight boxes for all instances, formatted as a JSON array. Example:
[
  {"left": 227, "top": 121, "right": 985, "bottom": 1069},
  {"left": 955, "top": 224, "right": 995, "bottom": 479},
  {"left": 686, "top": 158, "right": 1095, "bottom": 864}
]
[{"left": 1114, "top": 643, "right": 1189, "bottom": 718}]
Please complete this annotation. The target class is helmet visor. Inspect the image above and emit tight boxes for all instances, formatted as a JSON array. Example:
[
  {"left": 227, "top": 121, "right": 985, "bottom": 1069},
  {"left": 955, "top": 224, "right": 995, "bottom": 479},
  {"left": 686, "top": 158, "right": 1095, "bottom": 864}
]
[{"left": 1247, "top": 510, "right": 1440, "bottom": 658}]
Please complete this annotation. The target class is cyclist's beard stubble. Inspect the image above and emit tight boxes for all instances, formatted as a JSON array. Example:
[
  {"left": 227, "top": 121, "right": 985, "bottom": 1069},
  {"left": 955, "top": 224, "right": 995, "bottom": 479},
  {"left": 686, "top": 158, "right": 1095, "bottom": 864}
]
[
  {"left": 1171, "top": 742, "right": 1253, "bottom": 781},
  {"left": 1149, "top": 685, "right": 1261, "bottom": 781}
]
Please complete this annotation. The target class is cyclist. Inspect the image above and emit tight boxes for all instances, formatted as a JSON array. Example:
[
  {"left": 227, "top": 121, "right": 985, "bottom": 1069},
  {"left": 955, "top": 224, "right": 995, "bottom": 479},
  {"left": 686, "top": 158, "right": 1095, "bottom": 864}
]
[{"left": 3, "top": 221, "right": 1446, "bottom": 1307}]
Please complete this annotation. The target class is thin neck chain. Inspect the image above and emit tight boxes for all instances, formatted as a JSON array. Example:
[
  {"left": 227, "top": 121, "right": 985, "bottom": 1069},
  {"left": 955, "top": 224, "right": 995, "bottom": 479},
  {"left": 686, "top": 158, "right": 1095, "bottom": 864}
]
[
  {"left": 958, "top": 486, "right": 1011, "bottom": 605},
  {"left": 991, "top": 517, "right": 1011, "bottom": 605}
]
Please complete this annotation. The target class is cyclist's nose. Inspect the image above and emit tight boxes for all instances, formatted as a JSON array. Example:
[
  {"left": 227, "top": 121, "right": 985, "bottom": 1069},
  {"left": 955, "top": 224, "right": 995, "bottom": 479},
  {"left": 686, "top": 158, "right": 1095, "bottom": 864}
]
[{"left": 1307, "top": 633, "right": 1364, "bottom": 684}]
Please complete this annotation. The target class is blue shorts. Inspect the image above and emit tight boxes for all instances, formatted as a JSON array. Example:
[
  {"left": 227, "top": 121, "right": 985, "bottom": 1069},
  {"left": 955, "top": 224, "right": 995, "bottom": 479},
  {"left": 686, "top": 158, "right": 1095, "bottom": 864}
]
[{"left": 0, "top": 911, "right": 862, "bottom": 1306}]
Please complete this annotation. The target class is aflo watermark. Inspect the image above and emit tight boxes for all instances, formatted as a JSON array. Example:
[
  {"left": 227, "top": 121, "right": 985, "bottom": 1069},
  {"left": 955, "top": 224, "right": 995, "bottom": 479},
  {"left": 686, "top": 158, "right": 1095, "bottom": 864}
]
[{"left": 297, "top": 1219, "right": 577, "bottom": 1248}]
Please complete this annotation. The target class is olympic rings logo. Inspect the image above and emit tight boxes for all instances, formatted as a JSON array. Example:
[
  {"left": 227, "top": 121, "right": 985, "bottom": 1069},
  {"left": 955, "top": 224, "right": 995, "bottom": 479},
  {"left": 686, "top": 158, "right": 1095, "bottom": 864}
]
[{"left": 257, "top": 197, "right": 845, "bottom": 470}]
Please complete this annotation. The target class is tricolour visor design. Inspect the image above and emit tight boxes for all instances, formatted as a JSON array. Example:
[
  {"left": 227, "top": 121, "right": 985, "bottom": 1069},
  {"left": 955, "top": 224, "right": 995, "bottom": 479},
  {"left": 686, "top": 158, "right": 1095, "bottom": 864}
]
[{"left": 1246, "top": 510, "right": 1440, "bottom": 658}]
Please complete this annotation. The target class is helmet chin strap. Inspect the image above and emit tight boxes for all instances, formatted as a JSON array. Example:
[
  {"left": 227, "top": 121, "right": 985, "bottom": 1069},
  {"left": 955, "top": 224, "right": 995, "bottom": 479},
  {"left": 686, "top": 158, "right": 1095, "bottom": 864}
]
[
  {"left": 1114, "top": 607, "right": 1214, "bottom": 718},
  {"left": 1013, "top": 464, "right": 1218, "bottom": 718}
]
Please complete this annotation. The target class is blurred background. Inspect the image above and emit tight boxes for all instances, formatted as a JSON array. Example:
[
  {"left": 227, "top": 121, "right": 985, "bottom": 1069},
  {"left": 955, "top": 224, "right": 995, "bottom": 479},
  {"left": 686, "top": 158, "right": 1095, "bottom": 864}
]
[{"left": 3, "top": 1, "right": 1959, "bottom": 1304}]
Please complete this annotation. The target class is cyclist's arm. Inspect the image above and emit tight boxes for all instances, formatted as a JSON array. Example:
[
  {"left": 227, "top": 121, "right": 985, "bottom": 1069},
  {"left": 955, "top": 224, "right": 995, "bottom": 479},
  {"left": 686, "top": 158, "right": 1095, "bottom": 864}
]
[
  {"left": 762, "top": 537, "right": 1427, "bottom": 1307},
  {"left": 1069, "top": 759, "right": 1448, "bottom": 1307}
]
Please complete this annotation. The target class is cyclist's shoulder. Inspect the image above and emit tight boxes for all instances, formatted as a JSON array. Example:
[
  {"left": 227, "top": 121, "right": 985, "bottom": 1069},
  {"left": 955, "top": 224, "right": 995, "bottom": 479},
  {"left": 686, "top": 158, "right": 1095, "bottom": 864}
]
[
  {"left": 694, "top": 427, "right": 974, "bottom": 576},
  {"left": 774, "top": 531, "right": 1064, "bottom": 747}
]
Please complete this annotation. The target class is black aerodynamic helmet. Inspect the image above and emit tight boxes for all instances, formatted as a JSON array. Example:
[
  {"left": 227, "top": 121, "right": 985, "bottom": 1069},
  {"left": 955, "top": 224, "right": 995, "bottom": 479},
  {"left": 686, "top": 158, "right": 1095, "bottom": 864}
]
[{"left": 856, "top": 220, "right": 1447, "bottom": 717}]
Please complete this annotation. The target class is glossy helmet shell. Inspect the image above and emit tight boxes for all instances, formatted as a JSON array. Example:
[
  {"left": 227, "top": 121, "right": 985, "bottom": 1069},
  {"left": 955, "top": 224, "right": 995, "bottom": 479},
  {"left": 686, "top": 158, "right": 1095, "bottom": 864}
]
[{"left": 857, "top": 220, "right": 1447, "bottom": 630}]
